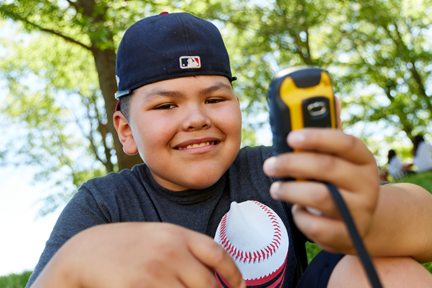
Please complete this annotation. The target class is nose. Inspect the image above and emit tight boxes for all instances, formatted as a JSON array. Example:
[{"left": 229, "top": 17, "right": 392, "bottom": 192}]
[{"left": 181, "top": 105, "right": 212, "bottom": 131}]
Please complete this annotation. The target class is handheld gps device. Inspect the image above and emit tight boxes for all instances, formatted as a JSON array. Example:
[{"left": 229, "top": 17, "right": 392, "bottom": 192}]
[{"left": 268, "top": 66, "right": 383, "bottom": 288}]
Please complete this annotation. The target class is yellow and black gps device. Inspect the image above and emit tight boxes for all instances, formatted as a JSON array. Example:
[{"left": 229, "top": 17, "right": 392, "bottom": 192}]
[
  {"left": 268, "top": 66, "right": 337, "bottom": 157},
  {"left": 268, "top": 66, "right": 383, "bottom": 288}
]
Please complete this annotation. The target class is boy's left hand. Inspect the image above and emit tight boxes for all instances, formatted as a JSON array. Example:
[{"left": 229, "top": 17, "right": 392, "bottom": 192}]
[{"left": 263, "top": 128, "right": 380, "bottom": 254}]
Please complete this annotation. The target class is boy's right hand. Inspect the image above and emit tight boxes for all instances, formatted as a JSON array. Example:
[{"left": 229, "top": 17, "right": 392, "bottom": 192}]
[{"left": 32, "top": 223, "right": 245, "bottom": 288}]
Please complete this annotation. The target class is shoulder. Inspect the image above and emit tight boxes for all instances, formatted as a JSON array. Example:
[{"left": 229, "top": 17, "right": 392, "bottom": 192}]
[
  {"left": 75, "top": 164, "right": 149, "bottom": 209},
  {"left": 389, "top": 156, "right": 401, "bottom": 165},
  {"left": 419, "top": 141, "right": 431, "bottom": 149},
  {"left": 227, "top": 145, "right": 274, "bottom": 186},
  {"left": 422, "top": 142, "right": 432, "bottom": 149},
  {"left": 235, "top": 145, "right": 272, "bottom": 163},
  {"left": 61, "top": 163, "right": 154, "bottom": 224},
  {"left": 416, "top": 142, "right": 430, "bottom": 156},
  {"left": 83, "top": 164, "right": 147, "bottom": 191}
]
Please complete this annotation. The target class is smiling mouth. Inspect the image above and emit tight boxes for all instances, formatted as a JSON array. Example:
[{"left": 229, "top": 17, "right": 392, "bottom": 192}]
[{"left": 175, "top": 141, "right": 219, "bottom": 150}]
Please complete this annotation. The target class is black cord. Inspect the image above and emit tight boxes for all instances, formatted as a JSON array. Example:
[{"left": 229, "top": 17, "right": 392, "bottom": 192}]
[{"left": 323, "top": 182, "right": 383, "bottom": 288}]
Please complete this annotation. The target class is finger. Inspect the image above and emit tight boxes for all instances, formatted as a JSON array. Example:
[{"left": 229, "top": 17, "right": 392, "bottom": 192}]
[
  {"left": 286, "top": 129, "right": 375, "bottom": 165},
  {"left": 270, "top": 181, "right": 373, "bottom": 220},
  {"left": 177, "top": 253, "right": 220, "bottom": 288},
  {"left": 269, "top": 181, "right": 374, "bottom": 229},
  {"left": 269, "top": 181, "right": 340, "bottom": 218},
  {"left": 142, "top": 274, "right": 187, "bottom": 288},
  {"left": 264, "top": 152, "right": 378, "bottom": 191},
  {"left": 335, "top": 96, "right": 342, "bottom": 130},
  {"left": 186, "top": 233, "right": 245, "bottom": 288},
  {"left": 292, "top": 204, "right": 353, "bottom": 254}
]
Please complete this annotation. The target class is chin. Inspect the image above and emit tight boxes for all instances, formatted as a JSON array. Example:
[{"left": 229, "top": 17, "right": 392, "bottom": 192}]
[
  {"left": 180, "top": 170, "right": 225, "bottom": 190},
  {"left": 182, "top": 177, "right": 221, "bottom": 190}
]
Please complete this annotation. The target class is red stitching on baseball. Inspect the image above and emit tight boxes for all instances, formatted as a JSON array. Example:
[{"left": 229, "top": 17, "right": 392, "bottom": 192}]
[{"left": 218, "top": 201, "right": 282, "bottom": 263}]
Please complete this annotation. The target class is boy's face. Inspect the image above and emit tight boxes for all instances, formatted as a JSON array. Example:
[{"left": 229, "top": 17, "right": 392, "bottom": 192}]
[{"left": 114, "top": 75, "right": 242, "bottom": 191}]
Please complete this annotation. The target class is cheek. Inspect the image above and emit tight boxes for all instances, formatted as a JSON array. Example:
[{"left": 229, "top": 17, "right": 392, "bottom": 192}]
[
  {"left": 217, "top": 105, "right": 242, "bottom": 139},
  {"left": 133, "top": 114, "right": 178, "bottom": 157}
]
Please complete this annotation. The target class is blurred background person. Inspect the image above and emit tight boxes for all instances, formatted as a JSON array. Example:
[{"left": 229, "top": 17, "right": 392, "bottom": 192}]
[
  {"left": 413, "top": 134, "right": 432, "bottom": 173},
  {"left": 387, "top": 149, "right": 414, "bottom": 180},
  {"left": 378, "top": 166, "right": 388, "bottom": 182}
]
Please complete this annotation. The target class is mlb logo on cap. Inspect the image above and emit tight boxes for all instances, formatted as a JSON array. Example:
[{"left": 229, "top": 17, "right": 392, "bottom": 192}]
[{"left": 179, "top": 56, "right": 201, "bottom": 69}]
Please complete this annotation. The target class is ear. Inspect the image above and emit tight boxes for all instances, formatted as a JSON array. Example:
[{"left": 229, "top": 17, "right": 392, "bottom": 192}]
[
  {"left": 113, "top": 111, "right": 138, "bottom": 155},
  {"left": 235, "top": 94, "right": 240, "bottom": 105}
]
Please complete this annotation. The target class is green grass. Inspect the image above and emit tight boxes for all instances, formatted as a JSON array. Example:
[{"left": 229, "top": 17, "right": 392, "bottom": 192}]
[
  {"left": 306, "top": 242, "right": 432, "bottom": 274},
  {"left": 0, "top": 271, "right": 32, "bottom": 288},
  {"left": 306, "top": 171, "right": 432, "bottom": 273},
  {"left": 395, "top": 171, "right": 432, "bottom": 193},
  {"left": 306, "top": 241, "right": 323, "bottom": 264}
]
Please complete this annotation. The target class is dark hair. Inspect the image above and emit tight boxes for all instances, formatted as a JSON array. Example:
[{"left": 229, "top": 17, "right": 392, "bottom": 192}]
[
  {"left": 387, "top": 149, "right": 396, "bottom": 164},
  {"left": 118, "top": 94, "right": 133, "bottom": 122},
  {"left": 412, "top": 134, "right": 425, "bottom": 157}
]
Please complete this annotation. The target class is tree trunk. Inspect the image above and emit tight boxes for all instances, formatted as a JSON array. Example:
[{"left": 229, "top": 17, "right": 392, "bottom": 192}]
[{"left": 91, "top": 47, "right": 143, "bottom": 170}]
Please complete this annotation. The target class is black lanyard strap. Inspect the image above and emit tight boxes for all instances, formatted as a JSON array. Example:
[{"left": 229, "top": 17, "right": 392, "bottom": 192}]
[{"left": 323, "top": 182, "right": 383, "bottom": 288}]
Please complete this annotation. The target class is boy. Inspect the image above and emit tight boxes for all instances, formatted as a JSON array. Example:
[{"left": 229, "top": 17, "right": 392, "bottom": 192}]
[{"left": 27, "top": 12, "right": 432, "bottom": 288}]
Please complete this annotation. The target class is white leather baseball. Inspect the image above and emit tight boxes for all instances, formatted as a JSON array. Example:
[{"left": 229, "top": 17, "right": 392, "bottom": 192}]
[{"left": 214, "top": 201, "right": 289, "bottom": 281}]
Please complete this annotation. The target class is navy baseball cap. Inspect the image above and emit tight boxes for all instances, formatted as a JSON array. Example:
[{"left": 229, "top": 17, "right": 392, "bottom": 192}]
[{"left": 115, "top": 12, "right": 236, "bottom": 100}]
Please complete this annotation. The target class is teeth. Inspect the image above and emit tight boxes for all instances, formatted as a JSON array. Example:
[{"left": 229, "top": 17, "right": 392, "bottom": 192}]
[{"left": 178, "top": 142, "right": 215, "bottom": 150}]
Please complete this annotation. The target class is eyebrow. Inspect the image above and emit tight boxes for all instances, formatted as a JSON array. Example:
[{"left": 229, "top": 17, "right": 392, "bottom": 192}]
[
  {"left": 143, "top": 81, "right": 233, "bottom": 101},
  {"left": 198, "top": 82, "right": 233, "bottom": 96}
]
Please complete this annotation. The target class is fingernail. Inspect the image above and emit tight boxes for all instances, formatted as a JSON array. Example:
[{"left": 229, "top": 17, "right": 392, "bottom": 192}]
[
  {"left": 263, "top": 157, "right": 277, "bottom": 173},
  {"left": 288, "top": 131, "right": 305, "bottom": 146},
  {"left": 306, "top": 207, "right": 323, "bottom": 216},
  {"left": 270, "top": 182, "right": 281, "bottom": 199}
]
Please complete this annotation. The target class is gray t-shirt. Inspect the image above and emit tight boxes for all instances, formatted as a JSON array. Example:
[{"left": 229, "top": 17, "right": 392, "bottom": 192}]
[{"left": 26, "top": 146, "right": 307, "bottom": 288}]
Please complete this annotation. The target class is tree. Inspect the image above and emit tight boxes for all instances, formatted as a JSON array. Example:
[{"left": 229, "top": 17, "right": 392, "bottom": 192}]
[
  {"left": 0, "top": 0, "right": 154, "bottom": 172},
  {"left": 0, "top": 28, "right": 112, "bottom": 213},
  {"left": 0, "top": 0, "right": 167, "bottom": 213},
  {"left": 333, "top": 0, "right": 432, "bottom": 143},
  {"left": 0, "top": 0, "right": 256, "bottom": 214},
  {"left": 2, "top": 0, "right": 432, "bottom": 214},
  {"left": 227, "top": 0, "right": 432, "bottom": 163}
]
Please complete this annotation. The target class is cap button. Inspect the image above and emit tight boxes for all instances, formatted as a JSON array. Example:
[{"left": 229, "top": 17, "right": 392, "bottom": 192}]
[{"left": 159, "top": 11, "right": 169, "bottom": 15}]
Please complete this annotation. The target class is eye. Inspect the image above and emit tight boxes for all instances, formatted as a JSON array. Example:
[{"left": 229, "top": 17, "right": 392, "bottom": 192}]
[
  {"left": 206, "top": 98, "right": 224, "bottom": 104},
  {"left": 154, "top": 103, "right": 176, "bottom": 110}
]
